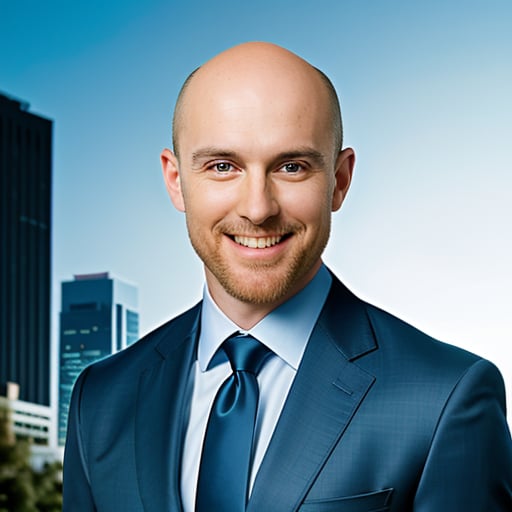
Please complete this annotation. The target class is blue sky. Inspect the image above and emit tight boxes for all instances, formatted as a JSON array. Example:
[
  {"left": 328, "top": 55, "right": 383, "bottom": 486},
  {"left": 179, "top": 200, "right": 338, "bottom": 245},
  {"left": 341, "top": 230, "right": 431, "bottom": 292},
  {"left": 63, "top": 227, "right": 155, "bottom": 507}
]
[{"left": 1, "top": 0, "right": 511, "bottom": 414}]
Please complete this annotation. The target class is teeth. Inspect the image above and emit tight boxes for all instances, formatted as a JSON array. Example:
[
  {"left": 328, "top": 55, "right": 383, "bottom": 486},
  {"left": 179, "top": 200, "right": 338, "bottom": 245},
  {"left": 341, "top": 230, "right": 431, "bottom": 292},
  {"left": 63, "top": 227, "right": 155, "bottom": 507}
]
[{"left": 233, "top": 235, "right": 283, "bottom": 248}]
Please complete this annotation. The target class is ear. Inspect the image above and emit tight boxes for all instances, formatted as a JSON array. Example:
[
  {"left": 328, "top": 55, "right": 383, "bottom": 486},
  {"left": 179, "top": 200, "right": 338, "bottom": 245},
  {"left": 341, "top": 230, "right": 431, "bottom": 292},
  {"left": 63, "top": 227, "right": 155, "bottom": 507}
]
[
  {"left": 331, "top": 148, "right": 355, "bottom": 211},
  {"left": 161, "top": 148, "right": 185, "bottom": 212}
]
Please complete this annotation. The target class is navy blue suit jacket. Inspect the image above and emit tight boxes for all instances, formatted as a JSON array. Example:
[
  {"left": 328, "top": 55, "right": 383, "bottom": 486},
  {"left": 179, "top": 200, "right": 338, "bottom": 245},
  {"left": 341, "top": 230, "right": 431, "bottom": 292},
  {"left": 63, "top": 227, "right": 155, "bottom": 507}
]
[{"left": 63, "top": 275, "right": 512, "bottom": 511}]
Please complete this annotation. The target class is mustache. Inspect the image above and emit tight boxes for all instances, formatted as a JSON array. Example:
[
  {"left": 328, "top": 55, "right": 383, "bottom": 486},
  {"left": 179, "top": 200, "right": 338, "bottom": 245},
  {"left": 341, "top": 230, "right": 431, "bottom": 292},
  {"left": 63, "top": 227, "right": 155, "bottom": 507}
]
[{"left": 216, "top": 220, "right": 301, "bottom": 236}]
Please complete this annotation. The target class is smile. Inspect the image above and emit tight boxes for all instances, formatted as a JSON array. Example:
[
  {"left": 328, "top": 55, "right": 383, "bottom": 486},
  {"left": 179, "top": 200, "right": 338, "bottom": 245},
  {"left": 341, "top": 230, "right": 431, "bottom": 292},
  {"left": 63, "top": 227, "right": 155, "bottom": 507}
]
[{"left": 233, "top": 235, "right": 284, "bottom": 249}]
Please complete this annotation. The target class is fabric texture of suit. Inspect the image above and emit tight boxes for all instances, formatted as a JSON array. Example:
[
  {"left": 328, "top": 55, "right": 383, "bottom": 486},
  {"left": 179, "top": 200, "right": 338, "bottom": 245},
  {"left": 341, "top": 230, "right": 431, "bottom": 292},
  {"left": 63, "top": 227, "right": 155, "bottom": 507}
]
[{"left": 63, "top": 273, "right": 512, "bottom": 511}]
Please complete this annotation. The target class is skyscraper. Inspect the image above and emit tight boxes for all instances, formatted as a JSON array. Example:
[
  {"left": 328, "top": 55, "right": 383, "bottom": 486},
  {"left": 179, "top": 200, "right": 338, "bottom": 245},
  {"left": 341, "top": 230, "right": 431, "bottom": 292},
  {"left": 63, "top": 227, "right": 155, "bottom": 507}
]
[
  {"left": 0, "top": 93, "right": 52, "bottom": 406},
  {"left": 58, "top": 272, "right": 139, "bottom": 446}
]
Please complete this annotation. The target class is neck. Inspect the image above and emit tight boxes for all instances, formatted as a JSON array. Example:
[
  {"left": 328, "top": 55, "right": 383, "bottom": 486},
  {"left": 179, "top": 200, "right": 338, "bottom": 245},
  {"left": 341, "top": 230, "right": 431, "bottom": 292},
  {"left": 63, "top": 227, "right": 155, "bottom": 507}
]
[
  {"left": 207, "top": 294, "right": 277, "bottom": 330},
  {"left": 204, "top": 262, "right": 322, "bottom": 330}
]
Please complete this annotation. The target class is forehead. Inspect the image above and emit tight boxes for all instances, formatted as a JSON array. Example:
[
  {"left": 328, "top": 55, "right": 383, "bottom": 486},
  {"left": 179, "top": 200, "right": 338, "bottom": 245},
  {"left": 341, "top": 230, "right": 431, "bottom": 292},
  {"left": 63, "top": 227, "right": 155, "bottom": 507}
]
[{"left": 177, "top": 63, "right": 333, "bottom": 156}]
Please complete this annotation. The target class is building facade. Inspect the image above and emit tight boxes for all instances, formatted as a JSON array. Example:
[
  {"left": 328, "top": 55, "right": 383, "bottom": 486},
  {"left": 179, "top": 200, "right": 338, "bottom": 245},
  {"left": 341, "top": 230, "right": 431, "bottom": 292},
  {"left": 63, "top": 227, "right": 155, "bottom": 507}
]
[
  {"left": 0, "top": 382, "right": 52, "bottom": 447},
  {"left": 58, "top": 272, "right": 139, "bottom": 446},
  {"left": 0, "top": 93, "right": 52, "bottom": 406},
  {"left": 0, "top": 381, "right": 60, "bottom": 470}
]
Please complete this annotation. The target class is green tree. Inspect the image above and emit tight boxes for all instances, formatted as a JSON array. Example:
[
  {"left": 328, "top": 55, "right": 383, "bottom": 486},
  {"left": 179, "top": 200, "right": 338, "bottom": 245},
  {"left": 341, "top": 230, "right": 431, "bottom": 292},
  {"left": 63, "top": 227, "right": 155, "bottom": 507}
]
[
  {"left": 0, "top": 402, "right": 36, "bottom": 511},
  {"left": 33, "top": 461, "right": 62, "bottom": 512},
  {"left": 0, "top": 402, "right": 62, "bottom": 512}
]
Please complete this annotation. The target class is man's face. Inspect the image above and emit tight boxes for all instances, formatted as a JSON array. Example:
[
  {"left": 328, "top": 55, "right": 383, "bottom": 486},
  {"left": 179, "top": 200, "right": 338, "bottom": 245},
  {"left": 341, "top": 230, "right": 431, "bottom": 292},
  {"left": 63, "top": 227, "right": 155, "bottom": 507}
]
[{"left": 163, "top": 45, "right": 353, "bottom": 310}]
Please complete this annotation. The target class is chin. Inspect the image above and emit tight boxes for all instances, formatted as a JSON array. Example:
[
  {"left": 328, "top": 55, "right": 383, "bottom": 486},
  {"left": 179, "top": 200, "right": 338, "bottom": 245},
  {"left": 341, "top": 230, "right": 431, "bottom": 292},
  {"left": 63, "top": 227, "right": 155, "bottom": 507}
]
[{"left": 216, "top": 265, "right": 305, "bottom": 306}]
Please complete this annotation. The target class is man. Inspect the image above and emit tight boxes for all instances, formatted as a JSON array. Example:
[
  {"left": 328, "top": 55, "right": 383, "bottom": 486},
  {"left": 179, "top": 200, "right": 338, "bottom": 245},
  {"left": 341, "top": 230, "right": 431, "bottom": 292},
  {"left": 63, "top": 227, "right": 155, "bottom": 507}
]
[{"left": 63, "top": 42, "right": 512, "bottom": 511}]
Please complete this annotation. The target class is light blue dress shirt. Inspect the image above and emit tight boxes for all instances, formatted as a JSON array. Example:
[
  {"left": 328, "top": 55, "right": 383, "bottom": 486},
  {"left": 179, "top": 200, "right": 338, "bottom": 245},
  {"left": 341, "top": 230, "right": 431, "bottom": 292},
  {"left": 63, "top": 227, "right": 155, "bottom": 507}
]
[{"left": 180, "top": 265, "right": 332, "bottom": 511}]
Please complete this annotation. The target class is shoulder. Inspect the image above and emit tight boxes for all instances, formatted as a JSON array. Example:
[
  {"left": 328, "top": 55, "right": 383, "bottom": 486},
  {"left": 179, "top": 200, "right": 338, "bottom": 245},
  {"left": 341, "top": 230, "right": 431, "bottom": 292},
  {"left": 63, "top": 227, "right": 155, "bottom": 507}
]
[
  {"left": 364, "top": 299, "right": 508, "bottom": 417},
  {"left": 366, "top": 301, "right": 480, "bottom": 364},
  {"left": 367, "top": 300, "right": 491, "bottom": 375},
  {"left": 325, "top": 273, "right": 500, "bottom": 387}
]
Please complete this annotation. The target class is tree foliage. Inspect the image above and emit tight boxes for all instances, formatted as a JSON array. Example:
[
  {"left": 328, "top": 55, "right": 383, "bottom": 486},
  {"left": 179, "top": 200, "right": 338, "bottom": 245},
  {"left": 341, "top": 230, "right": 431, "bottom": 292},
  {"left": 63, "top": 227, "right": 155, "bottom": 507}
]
[{"left": 0, "top": 403, "right": 62, "bottom": 512}]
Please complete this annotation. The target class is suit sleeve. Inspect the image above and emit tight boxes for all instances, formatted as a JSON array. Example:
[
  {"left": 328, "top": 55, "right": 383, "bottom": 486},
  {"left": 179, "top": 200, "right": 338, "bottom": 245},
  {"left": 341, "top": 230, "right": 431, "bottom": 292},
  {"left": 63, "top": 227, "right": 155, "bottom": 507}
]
[
  {"left": 62, "top": 367, "right": 97, "bottom": 511},
  {"left": 413, "top": 358, "right": 512, "bottom": 511}
]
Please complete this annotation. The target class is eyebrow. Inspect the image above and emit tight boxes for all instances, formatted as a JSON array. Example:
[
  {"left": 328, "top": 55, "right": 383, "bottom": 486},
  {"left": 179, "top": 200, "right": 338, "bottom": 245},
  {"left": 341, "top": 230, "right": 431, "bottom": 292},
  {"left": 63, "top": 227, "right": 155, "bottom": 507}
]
[
  {"left": 191, "top": 146, "right": 327, "bottom": 167},
  {"left": 191, "top": 147, "right": 238, "bottom": 165},
  {"left": 276, "top": 149, "right": 327, "bottom": 167}
]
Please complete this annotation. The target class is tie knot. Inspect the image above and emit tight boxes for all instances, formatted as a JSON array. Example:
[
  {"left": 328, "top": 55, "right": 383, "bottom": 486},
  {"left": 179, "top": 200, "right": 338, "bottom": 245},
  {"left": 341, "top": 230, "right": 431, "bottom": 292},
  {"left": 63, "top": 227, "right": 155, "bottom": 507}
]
[{"left": 223, "top": 334, "right": 270, "bottom": 374}]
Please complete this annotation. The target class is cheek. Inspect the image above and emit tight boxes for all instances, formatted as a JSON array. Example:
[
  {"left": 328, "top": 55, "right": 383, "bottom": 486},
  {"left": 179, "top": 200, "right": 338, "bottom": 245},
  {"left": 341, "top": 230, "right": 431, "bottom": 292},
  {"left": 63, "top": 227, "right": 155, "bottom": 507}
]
[
  {"left": 278, "top": 181, "right": 332, "bottom": 222},
  {"left": 182, "top": 183, "right": 234, "bottom": 225}
]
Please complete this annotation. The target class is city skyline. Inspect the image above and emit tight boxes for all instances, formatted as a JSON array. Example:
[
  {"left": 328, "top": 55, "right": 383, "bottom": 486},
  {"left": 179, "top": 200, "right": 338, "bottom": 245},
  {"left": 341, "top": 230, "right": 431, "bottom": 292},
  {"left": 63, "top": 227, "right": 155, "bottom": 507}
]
[{"left": 1, "top": 0, "right": 510, "bottom": 418}]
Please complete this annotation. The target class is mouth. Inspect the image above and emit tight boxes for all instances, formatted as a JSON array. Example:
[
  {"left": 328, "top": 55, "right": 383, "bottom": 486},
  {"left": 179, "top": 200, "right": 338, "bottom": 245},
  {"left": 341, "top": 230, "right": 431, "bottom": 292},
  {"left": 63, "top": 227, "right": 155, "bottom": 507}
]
[{"left": 231, "top": 234, "right": 291, "bottom": 249}]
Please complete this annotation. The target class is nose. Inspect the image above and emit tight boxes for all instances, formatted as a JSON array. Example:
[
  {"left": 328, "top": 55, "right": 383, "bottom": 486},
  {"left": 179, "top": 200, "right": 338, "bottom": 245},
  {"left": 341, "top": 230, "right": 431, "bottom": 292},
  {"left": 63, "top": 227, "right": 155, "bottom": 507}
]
[{"left": 236, "top": 170, "right": 279, "bottom": 225}]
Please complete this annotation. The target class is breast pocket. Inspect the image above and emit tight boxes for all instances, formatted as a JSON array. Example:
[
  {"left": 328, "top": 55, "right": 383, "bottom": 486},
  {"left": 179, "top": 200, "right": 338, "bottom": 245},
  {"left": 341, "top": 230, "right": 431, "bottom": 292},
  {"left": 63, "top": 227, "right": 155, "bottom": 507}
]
[{"left": 299, "top": 488, "right": 393, "bottom": 512}]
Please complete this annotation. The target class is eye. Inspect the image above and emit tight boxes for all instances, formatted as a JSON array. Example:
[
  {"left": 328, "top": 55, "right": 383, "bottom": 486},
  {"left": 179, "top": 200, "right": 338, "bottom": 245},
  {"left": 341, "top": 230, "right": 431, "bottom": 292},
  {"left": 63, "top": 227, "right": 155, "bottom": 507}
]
[
  {"left": 204, "top": 159, "right": 241, "bottom": 179},
  {"left": 281, "top": 162, "right": 302, "bottom": 173},
  {"left": 213, "top": 162, "right": 233, "bottom": 173}
]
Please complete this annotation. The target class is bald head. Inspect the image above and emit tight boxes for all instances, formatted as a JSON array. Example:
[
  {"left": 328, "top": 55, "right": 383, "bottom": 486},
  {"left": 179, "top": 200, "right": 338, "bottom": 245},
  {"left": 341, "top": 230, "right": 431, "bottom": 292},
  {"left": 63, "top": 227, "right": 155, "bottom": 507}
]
[{"left": 172, "top": 42, "right": 343, "bottom": 159}]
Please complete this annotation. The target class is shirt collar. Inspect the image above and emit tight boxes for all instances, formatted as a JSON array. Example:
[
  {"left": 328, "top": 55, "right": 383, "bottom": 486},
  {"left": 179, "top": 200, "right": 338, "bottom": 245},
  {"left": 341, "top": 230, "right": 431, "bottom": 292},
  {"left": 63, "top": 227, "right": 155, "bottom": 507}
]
[{"left": 198, "top": 264, "right": 332, "bottom": 372}]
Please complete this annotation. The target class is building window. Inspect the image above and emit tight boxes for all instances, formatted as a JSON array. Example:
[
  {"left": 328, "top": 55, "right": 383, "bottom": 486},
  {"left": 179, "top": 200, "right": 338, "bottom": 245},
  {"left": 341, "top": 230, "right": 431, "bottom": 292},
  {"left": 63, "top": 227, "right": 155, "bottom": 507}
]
[
  {"left": 116, "top": 304, "right": 123, "bottom": 351},
  {"left": 126, "top": 309, "right": 139, "bottom": 346}
]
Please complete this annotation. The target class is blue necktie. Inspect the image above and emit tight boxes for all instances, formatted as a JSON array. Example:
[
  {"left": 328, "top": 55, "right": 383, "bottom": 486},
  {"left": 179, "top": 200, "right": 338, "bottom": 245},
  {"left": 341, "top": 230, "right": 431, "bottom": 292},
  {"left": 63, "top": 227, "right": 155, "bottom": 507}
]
[{"left": 196, "top": 334, "right": 270, "bottom": 511}]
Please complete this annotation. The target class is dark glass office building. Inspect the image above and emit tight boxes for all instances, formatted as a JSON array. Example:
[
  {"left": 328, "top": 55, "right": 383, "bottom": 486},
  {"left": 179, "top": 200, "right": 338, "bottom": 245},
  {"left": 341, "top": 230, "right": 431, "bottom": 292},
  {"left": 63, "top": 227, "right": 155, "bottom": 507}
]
[
  {"left": 0, "top": 93, "right": 52, "bottom": 406},
  {"left": 58, "top": 272, "right": 139, "bottom": 445}
]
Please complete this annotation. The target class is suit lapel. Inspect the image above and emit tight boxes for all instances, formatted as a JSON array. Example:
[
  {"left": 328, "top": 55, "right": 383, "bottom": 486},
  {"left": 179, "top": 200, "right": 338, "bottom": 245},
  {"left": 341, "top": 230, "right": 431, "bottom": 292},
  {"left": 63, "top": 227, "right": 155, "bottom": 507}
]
[
  {"left": 248, "top": 277, "right": 377, "bottom": 511},
  {"left": 135, "top": 305, "right": 200, "bottom": 512}
]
